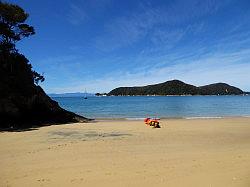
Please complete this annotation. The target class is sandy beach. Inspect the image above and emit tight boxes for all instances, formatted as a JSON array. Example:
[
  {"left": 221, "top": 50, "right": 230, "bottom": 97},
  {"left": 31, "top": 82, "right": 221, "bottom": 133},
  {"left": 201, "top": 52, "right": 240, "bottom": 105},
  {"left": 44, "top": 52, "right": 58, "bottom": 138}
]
[{"left": 1, "top": 118, "right": 250, "bottom": 187}]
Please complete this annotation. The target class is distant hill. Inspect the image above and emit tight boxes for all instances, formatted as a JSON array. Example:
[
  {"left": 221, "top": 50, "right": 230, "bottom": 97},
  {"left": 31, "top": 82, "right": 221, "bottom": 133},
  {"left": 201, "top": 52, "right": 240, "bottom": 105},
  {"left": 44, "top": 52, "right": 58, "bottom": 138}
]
[
  {"left": 49, "top": 92, "right": 95, "bottom": 97},
  {"left": 199, "top": 83, "right": 243, "bottom": 95},
  {"left": 108, "top": 80, "right": 244, "bottom": 96}
]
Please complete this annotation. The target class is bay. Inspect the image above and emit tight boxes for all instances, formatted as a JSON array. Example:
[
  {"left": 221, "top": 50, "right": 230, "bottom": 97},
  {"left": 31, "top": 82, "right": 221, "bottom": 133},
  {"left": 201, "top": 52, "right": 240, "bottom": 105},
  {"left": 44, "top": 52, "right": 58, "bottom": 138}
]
[{"left": 52, "top": 96, "right": 250, "bottom": 119}]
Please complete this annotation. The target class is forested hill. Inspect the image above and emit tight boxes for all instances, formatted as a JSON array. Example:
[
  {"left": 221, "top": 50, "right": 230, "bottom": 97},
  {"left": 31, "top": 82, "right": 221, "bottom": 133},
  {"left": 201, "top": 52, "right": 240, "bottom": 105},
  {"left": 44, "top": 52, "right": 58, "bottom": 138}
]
[
  {"left": 0, "top": 2, "right": 89, "bottom": 130},
  {"left": 108, "top": 80, "right": 244, "bottom": 96}
]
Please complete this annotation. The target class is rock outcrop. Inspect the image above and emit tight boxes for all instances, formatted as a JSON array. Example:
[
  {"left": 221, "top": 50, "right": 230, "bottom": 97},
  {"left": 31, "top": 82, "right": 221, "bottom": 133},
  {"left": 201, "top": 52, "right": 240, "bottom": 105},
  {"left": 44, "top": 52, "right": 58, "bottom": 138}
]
[{"left": 0, "top": 53, "right": 89, "bottom": 130}]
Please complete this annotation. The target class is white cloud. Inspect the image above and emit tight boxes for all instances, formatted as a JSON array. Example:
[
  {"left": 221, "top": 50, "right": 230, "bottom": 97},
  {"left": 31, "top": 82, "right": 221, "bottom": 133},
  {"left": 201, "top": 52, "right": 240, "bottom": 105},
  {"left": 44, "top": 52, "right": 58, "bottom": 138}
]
[
  {"left": 43, "top": 0, "right": 250, "bottom": 93},
  {"left": 94, "top": 0, "right": 228, "bottom": 52},
  {"left": 67, "top": 3, "right": 87, "bottom": 25},
  {"left": 44, "top": 46, "right": 250, "bottom": 94}
]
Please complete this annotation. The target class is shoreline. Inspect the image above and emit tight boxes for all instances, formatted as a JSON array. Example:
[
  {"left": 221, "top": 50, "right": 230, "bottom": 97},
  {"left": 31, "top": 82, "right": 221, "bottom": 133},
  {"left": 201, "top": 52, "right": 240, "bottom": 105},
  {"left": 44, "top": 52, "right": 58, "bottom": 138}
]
[
  {"left": 52, "top": 94, "right": 250, "bottom": 98},
  {"left": 106, "top": 94, "right": 249, "bottom": 96},
  {"left": 2, "top": 116, "right": 249, "bottom": 132},
  {"left": 86, "top": 115, "right": 250, "bottom": 121}
]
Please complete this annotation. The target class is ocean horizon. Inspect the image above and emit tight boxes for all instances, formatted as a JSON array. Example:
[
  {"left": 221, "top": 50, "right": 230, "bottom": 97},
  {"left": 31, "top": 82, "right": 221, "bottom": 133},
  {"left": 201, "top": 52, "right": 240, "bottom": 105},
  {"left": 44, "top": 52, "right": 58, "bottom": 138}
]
[{"left": 52, "top": 95, "right": 250, "bottom": 119}]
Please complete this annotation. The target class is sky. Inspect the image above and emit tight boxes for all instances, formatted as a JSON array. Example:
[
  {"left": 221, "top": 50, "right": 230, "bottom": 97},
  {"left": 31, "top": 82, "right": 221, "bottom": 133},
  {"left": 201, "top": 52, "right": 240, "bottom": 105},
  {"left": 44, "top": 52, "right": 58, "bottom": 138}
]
[{"left": 8, "top": 0, "right": 250, "bottom": 93}]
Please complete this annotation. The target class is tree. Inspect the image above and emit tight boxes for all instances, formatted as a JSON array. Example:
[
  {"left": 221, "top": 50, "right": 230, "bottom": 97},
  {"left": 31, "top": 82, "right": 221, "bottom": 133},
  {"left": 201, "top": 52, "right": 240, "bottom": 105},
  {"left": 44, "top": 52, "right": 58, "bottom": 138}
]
[
  {"left": 33, "top": 70, "right": 45, "bottom": 85},
  {"left": 0, "top": 1, "right": 35, "bottom": 53},
  {"left": 0, "top": 1, "right": 44, "bottom": 84},
  {"left": 0, "top": 2, "right": 88, "bottom": 129}
]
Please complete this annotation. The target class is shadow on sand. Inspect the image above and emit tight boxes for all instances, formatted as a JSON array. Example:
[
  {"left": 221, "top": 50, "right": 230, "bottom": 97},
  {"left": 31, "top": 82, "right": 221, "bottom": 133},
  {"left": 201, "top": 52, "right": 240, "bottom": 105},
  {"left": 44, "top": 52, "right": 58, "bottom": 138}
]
[{"left": 0, "top": 120, "right": 94, "bottom": 133}]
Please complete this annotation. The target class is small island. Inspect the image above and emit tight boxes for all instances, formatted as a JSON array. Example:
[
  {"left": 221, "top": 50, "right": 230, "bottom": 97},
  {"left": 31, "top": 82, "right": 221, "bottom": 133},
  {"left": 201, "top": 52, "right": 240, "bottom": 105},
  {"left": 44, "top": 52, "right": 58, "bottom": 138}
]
[{"left": 108, "top": 80, "right": 244, "bottom": 96}]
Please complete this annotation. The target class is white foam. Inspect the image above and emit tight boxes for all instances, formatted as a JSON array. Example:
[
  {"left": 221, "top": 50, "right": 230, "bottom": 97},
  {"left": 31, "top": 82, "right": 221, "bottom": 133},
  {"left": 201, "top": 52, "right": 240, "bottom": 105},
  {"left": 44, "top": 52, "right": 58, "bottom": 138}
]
[
  {"left": 125, "top": 118, "right": 145, "bottom": 121},
  {"left": 185, "top": 116, "right": 223, "bottom": 119}
]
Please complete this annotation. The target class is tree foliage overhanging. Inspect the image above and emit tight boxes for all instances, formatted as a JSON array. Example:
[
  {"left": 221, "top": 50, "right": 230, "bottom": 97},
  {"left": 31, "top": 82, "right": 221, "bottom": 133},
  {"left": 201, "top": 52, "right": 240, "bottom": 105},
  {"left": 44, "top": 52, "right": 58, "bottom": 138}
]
[
  {"left": 0, "top": 1, "right": 44, "bottom": 84},
  {"left": 0, "top": 1, "right": 88, "bottom": 129}
]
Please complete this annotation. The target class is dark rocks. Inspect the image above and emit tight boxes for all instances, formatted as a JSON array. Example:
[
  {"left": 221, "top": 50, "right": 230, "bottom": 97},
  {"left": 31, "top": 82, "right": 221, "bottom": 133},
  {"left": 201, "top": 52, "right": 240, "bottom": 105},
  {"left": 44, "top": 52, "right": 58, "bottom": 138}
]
[
  {"left": 0, "top": 53, "right": 89, "bottom": 130},
  {"left": 0, "top": 85, "right": 89, "bottom": 130}
]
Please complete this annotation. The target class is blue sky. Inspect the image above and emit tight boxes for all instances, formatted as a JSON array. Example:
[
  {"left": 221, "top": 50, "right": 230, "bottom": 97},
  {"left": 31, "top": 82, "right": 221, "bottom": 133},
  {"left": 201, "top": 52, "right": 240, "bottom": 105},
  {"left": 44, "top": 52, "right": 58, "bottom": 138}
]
[{"left": 9, "top": 0, "right": 250, "bottom": 93}]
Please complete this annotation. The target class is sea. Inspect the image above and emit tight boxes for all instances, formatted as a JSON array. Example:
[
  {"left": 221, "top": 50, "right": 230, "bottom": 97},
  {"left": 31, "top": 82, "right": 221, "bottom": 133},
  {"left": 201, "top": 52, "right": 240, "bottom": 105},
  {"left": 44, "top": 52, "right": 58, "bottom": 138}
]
[{"left": 52, "top": 96, "right": 250, "bottom": 120}]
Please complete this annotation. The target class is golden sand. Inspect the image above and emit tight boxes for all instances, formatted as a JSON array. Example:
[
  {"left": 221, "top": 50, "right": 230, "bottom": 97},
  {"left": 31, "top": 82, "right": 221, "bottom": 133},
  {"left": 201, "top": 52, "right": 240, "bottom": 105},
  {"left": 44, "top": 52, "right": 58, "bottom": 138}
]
[{"left": 1, "top": 118, "right": 250, "bottom": 187}]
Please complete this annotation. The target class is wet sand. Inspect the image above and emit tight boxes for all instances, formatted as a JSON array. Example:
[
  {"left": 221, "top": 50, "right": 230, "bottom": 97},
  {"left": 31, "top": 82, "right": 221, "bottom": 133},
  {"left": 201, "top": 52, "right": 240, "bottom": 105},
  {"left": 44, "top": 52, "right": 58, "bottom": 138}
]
[{"left": 1, "top": 118, "right": 250, "bottom": 187}]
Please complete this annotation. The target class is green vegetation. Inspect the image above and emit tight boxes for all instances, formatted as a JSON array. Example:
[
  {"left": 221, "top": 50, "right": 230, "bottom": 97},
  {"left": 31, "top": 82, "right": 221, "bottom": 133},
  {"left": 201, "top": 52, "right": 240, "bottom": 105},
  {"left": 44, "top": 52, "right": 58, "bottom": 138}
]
[
  {"left": 0, "top": 2, "right": 88, "bottom": 130},
  {"left": 0, "top": 1, "right": 44, "bottom": 85},
  {"left": 108, "top": 80, "right": 244, "bottom": 96}
]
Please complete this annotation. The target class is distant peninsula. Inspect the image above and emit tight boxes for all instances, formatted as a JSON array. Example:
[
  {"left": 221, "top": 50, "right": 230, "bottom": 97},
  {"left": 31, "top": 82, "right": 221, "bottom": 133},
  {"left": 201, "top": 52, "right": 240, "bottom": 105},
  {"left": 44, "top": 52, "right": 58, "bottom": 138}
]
[
  {"left": 108, "top": 80, "right": 244, "bottom": 96},
  {"left": 49, "top": 93, "right": 94, "bottom": 98}
]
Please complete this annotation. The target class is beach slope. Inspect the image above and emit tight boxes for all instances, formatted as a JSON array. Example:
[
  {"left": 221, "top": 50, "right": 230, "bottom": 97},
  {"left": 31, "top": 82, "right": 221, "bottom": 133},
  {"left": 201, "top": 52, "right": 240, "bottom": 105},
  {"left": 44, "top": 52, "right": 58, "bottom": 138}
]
[{"left": 1, "top": 118, "right": 250, "bottom": 186}]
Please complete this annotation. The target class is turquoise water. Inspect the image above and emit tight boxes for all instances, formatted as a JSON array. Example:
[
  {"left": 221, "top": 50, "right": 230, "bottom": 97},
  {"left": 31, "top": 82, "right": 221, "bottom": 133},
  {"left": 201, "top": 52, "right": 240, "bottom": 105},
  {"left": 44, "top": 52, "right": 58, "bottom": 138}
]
[{"left": 52, "top": 96, "right": 250, "bottom": 119}]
